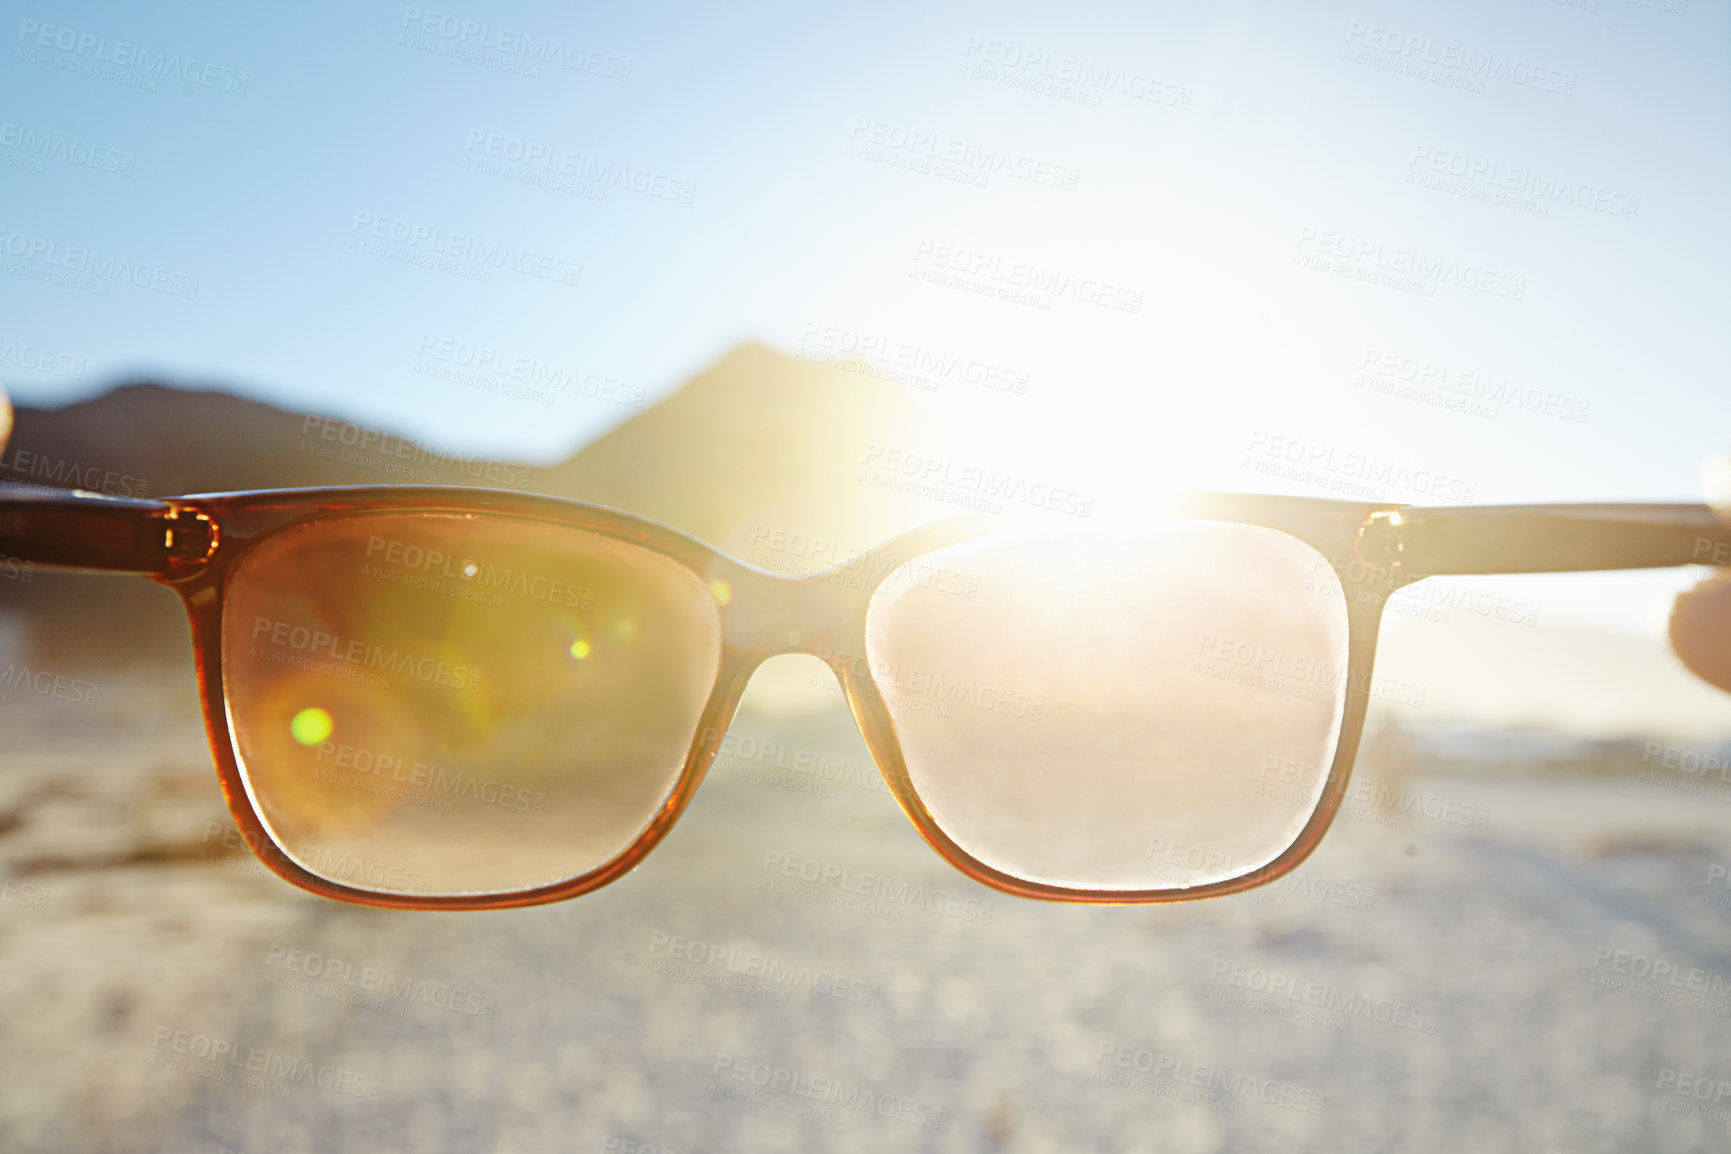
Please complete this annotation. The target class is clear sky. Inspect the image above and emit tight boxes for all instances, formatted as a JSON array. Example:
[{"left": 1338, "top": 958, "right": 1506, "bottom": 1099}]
[
  {"left": 2, "top": 0, "right": 1724, "bottom": 476},
  {"left": 1, "top": 0, "right": 1727, "bottom": 652}
]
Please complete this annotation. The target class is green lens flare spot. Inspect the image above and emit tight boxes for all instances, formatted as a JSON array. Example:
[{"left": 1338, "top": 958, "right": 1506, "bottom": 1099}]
[
  {"left": 708, "top": 578, "right": 733, "bottom": 606},
  {"left": 569, "top": 639, "right": 592, "bottom": 660},
  {"left": 290, "top": 707, "right": 333, "bottom": 746},
  {"left": 610, "top": 618, "right": 638, "bottom": 642}
]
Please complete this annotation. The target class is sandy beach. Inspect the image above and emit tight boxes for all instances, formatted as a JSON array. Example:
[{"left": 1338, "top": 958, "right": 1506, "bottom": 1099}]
[{"left": 2, "top": 666, "right": 1729, "bottom": 1153}]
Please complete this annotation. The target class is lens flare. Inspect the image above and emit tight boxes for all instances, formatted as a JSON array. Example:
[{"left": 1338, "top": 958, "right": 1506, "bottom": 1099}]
[
  {"left": 708, "top": 578, "right": 733, "bottom": 606},
  {"left": 224, "top": 510, "right": 725, "bottom": 897},
  {"left": 289, "top": 707, "right": 333, "bottom": 746}
]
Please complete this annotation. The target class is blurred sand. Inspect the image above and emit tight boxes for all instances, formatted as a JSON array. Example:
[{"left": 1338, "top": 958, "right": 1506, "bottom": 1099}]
[{"left": 1, "top": 665, "right": 1730, "bottom": 1153}]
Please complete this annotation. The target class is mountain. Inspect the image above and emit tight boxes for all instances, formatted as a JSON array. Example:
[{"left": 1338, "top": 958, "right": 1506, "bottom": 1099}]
[
  {"left": 532, "top": 343, "right": 939, "bottom": 556},
  {"left": 0, "top": 344, "right": 940, "bottom": 667}
]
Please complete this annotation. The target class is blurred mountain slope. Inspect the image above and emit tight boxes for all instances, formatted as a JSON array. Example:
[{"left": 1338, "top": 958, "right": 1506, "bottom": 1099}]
[{"left": 0, "top": 344, "right": 938, "bottom": 667}]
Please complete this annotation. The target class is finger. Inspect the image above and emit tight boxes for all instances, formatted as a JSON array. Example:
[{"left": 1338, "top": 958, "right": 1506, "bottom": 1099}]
[{"left": 1669, "top": 574, "right": 1731, "bottom": 695}]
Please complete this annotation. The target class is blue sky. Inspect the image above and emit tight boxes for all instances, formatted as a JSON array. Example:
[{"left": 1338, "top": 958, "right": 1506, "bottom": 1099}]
[{"left": 0, "top": 0, "right": 1725, "bottom": 514}]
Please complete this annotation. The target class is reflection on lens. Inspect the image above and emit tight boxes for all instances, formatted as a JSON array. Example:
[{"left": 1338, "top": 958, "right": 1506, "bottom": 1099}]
[
  {"left": 221, "top": 512, "right": 722, "bottom": 897},
  {"left": 864, "top": 520, "right": 1349, "bottom": 892}
]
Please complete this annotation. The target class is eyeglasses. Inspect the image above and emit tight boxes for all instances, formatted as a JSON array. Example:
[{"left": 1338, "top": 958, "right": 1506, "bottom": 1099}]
[{"left": 3, "top": 485, "right": 1725, "bottom": 910}]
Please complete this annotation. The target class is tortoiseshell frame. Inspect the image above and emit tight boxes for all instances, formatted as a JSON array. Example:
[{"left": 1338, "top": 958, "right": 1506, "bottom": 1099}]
[{"left": 3, "top": 485, "right": 1728, "bottom": 910}]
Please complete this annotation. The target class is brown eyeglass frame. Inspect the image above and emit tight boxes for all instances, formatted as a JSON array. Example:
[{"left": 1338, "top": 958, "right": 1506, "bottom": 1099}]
[{"left": 2, "top": 484, "right": 1727, "bottom": 911}]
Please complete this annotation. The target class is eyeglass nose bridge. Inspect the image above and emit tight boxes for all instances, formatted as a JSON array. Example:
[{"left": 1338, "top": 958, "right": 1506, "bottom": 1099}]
[
  {"left": 708, "top": 514, "right": 996, "bottom": 678},
  {"left": 713, "top": 561, "right": 875, "bottom": 667}
]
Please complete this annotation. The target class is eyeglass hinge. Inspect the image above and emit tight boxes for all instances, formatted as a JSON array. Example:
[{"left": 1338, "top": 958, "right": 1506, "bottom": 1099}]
[
  {"left": 160, "top": 503, "right": 219, "bottom": 568},
  {"left": 1354, "top": 509, "right": 1405, "bottom": 574}
]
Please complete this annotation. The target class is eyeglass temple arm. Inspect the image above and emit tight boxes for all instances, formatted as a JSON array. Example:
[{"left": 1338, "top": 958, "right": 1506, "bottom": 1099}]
[
  {"left": 0, "top": 488, "right": 216, "bottom": 574},
  {"left": 1365, "top": 504, "right": 1731, "bottom": 576}
]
